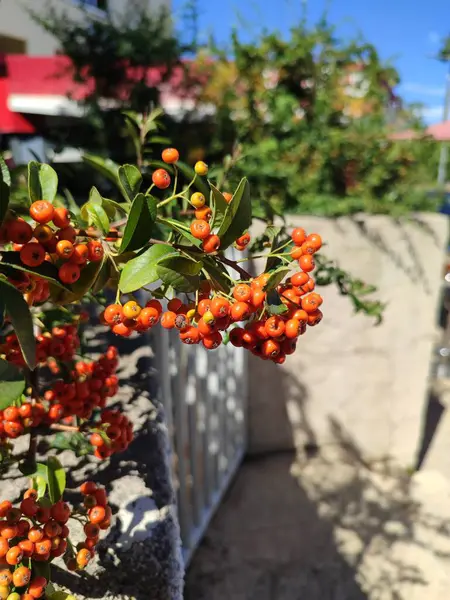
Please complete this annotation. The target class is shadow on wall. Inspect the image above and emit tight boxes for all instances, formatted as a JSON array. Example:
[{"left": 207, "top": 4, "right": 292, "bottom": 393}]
[{"left": 185, "top": 360, "right": 450, "bottom": 600}]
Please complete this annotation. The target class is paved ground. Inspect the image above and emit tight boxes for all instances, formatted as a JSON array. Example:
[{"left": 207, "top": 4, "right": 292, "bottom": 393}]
[{"left": 185, "top": 446, "right": 450, "bottom": 600}]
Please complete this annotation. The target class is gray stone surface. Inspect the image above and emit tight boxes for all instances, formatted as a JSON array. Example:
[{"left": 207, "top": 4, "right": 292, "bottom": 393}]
[
  {"left": 185, "top": 448, "right": 450, "bottom": 600},
  {"left": 249, "top": 213, "right": 448, "bottom": 467}
]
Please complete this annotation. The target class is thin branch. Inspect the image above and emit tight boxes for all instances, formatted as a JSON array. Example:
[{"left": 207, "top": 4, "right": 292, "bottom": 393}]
[{"left": 218, "top": 255, "right": 252, "bottom": 280}]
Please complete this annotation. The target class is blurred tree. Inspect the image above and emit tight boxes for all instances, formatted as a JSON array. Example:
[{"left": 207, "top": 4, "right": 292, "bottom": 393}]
[{"left": 194, "top": 16, "right": 441, "bottom": 216}]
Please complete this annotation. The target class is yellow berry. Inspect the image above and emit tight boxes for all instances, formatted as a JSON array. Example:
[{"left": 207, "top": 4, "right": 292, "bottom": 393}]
[
  {"left": 203, "top": 310, "right": 215, "bottom": 325},
  {"left": 122, "top": 300, "right": 142, "bottom": 319},
  {"left": 194, "top": 161, "right": 208, "bottom": 176},
  {"left": 190, "top": 192, "right": 206, "bottom": 208},
  {"left": 186, "top": 309, "right": 196, "bottom": 320}
]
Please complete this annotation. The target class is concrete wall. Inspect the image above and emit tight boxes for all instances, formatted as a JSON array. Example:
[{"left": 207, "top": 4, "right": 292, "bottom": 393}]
[
  {"left": 0, "top": 0, "right": 170, "bottom": 56},
  {"left": 248, "top": 213, "right": 448, "bottom": 468}
]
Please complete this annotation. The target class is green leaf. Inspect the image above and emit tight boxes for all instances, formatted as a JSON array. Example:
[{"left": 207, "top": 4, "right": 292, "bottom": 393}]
[
  {"left": 62, "top": 188, "right": 80, "bottom": 217},
  {"left": 119, "top": 244, "right": 176, "bottom": 293},
  {"left": 0, "top": 358, "right": 25, "bottom": 410},
  {"left": 48, "top": 591, "right": 77, "bottom": 600},
  {"left": 0, "top": 276, "right": 36, "bottom": 369},
  {"left": 91, "top": 259, "right": 111, "bottom": 295},
  {"left": 202, "top": 257, "right": 232, "bottom": 293},
  {"left": 82, "top": 153, "right": 119, "bottom": 184},
  {"left": 268, "top": 303, "right": 289, "bottom": 315},
  {"left": 0, "top": 155, "right": 11, "bottom": 187},
  {"left": 47, "top": 456, "right": 66, "bottom": 504},
  {"left": 83, "top": 188, "right": 110, "bottom": 234},
  {"left": 28, "top": 161, "right": 58, "bottom": 203},
  {"left": 263, "top": 266, "right": 291, "bottom": 292},
  {"left": 217, "top": 178, "right": 251, "bottom": 250},
  {"left": 156, "top": 262, "right": 200, "bottom": 293},
  {"left": 0, "top": 251, "right": 69, "bottom": 290},
  {"left": 263, "top": 226, "right": 283, "bottom": 272},
  {"left": 102, "top": 197, "right": 130, "bottom": 216},
  {"left": 120, "top": 193, "right": 157, "bottom": 253},
  {"left": 36, "top": 475, "right": 47, "bottom": 499},
  {"left": 157, "top": 254, "right": 203, "bottom": 276},
  {"left": 158, "top": 217, "right": 201, "bottom": 247},
  {"left": 118, "top": 164, "right": 142, "bottom": 202},
  {"left": 209, "top": 182, "right": 229, "bottom": 230}
]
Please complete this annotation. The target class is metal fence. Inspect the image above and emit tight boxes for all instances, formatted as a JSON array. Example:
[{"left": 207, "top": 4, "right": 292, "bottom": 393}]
[{"left": 153, "top": 252, "right": 249, "bottom": 566}]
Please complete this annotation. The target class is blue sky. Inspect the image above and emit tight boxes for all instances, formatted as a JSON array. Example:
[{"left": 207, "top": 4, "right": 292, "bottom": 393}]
[{"left": 172, "top": 0, "right": 449, "bottom": 124}]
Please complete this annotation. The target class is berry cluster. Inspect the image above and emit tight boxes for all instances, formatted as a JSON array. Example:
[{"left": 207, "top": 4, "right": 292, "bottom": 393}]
[
  {"left": 71, "top": 482, "right": 111, "bottom": 571},
  {"left": 0, "top": 483, "right": 111, "bottom": 599},
  {"left": 0, "top": 492, "right": 70, "bottom": 599},
  {"left": 102, "top": 299, "right": 162, "bottom": 338},
  {"left": 0, "top": 202, "right": 104, "bottom": 289},
  {"left": 44, "top": 346, "right": 119, "bottom": 422},
  {"left": 90, "top": 409, "right": 133, "bottom": 460},
  {"left": 1, "top": 324, "right": 80, "bottom": 368}
]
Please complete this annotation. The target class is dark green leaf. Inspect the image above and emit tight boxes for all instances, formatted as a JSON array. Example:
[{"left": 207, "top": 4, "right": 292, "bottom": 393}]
[
  {"left": 83, "top": 189, "right": 110, "bottom": 234},
  {"left": 102, "top": 198, "right": 130, "bottom": 216},
  {"left": 0, "top": 276, "right": 36, "bottom": 369},
  {"left": 157, "top": 254, "right": 203, "bottom": 276},
  {"left": 28, "top": 161, "right": 58, "bottom": 203},
  {"left": 202, "top": 257, "right": 232, "bottom": 293},
  {"left": 118, "top": 164, "right": 142, "bottom": 202},
  {"left": 217, "top": 178, "right": 251, "bottom": 250},
  {"left": 0, "top": 181, "right": 9, "bottom": 227},
  {"left": 0, "top": 156, "right": 11, "bottom": 187},
  {"left": 263, "top": 226, "right": 283, "bottom": 271},
  {"left": 209, "top": 182, "right": 229, "bottom": 230},
  {"left": 91, "top": 259, "right": 112, "bottom": 294},
  {"left": 0, "top": 251, "right": 69, "bottom": 290},
  {"left": 32, "top": 559, "right": 51, "bottom": 582},
  {"left": 51, "top": 433, "right": 72, "bottom": 451},
  {"left": 0, "top": 358, "right": 25, "bottom": 410},
  {"left": 263, "top": 266, "right": 291, "bottom": 292},
  {"left": 47, "top": 456, "right": 66, "bottom": 503},
  {"left": 156, "top": 262, "right": 200, "bottom": 293},
  {"left": 120, "top": 193, "right": 157, "bottom": 253},
  {"left": 119, "top": 244, "right": 176, "bottom": 293},
  {"left": 82, "top": 153, "right": 119, "bottom": 184}
]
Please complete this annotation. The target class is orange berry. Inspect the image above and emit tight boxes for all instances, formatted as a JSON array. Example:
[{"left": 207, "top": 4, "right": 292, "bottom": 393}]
[
  {"left": 52, "top": 207, "right": 70, "bottom": 228},
  {"left": 28, "top": 575, "right": 47, "bottom": 598},
  {"left": 161, "top": 311, "right": 177, "bottom": 329},
  {"left": 77, "top": 547, "right": 91, "bottom": 568},
  {"left": 210, "top": 296, "right": 230, "bottom": 318},
  {"left": 197, "top": 298, "right": 212, "bottom": 315},
  {"left": 285, "top": 318, "right": 300, "bottom": 339},
  {"left": 112, "top": 322, "right": 133, "bottom": 337},
  {"left": 12, "top": 565, "right": 31, "bottom": 587},
  {"left": 43, "top": 520, "right": 62, "bottom": 538},
  {"left": 202, "top": 234, "right": 220, "bottom": 253},
  {"left": 59, "top": 262, "right": 80, "bottom": 284},
  {"left": 88, "top": 505, "right": 106, "bottom": 525},
  {"left": 195, "top": 206, "right": 212, "bottom": 221},
  {"left": 90, "top": 433, "right": 104, "bottom": 447},
  {"left": 179, "top": 326, "right": 201, "bottom": 345},
  {"left": 290, "top": 246, "right": 303, "bottom": 260},
  {"left": 104, "top": 304, "right": 124, "bottom": 325},
  {"left": 233, "top": 284, "right": 252, "bottom": 302},
  {"left": 7, "top": 218, "right": 33, "bottom": 244},
  {"left": 307, "top": 309, "right": 323, "bottom": 326},
  {"left": 29, "top": 200, "right": 54, "bottom": 224},
  {"left": 202, "top": 331, "right": 222, "bottom": 350},
  {"left": 152, "top": 168, "right": 171, "bottom": 189},
  {"left": 34, "top": 538, "right": 51, "bottom": 556},
  {"left": 236, "top": 232, "right": 250, "bottom": 247},
  {"left": 6, "top": 545, "right": 22, "bottom": 565},
  {"left": 57, "top": 226, "right": 77, "bottom": 243},
  {"left": 161, "top": 147, "right": 179, "bottom": 164},
  {"left": 33, "top": 224, "right": 54, "bottom": 244},
  {"left": 301, "top": 292, "right": 323, "bottom": 313},
  {"left": 56, "top": 239, "right": 74, "bottom": 259},
  {"left": 290, "top": 271, "right": 309, "bottom": 287},
  {"left": 20, "top": 242, "right": 46, "bottom": 267},
  {"left": 18, "top": 539, "right": 35, "bottom": 558},
  {"left": 222, "top": 192, "right": 233, "bottom": 203},
  {"left": 251, "top": 273, "right": 270, "bottom": 289},
  {"left": 301, "top": 241, "right": 316, "bottom": 255},
  {"left": 291, "top": 227, "right": 306, "bottom": 246},
  {"left": 70, "top": 243, "right": 89, "bottom": 265},
  {"left": 251, "top": 288, "right": 266, "bottom": 308},
  {"left": 122, "top": 301, "right": 141, "bottom": 319},
  {"left": 80, "top": 481, "right": 97, "bottom": 495},
  {"left": 261, "top": 339, "right": 280, "bottom": 358},
  {"left": 280, "top": 288, "right": 299, "bottom": 306},
  {"left": 137, "top": 307, "right": 160, "bottom": 328},
  {"left": 197, "top": 317, "right": 216, "bottom": 336},
  {"left": 190, "top": 192, "right": 206, "bottom": 208},
  {"left": 265, "top": 316, "right": 286, "bottom": 338},
  {"left": 28, "top": 527, "right": 44, "bottom": 543},
  {"left": 3, "top": 407, "right": 19, "bottom": 421},
  {"left": 23, "top": 488, "right": 38, "bottom": 500},
  {"left": 298, "top": 254, "right": 315, "bottom": 272},
  {"left": 0, "top": 570, "right": 11, "bottom": 586},
  {"left": 230, "top": 301, "right": 250, "bottom": 322},
  {"left": 0, "top": 539, "right": 8, "bottom": 558},
  {"left": 146, "top": 299, "right": 163, "bottom": 314},
  {"left": 306, "top": 233, "right": 322, "bottom": 251},
  {"left": 88, "top": 239, "right": 104, "bottom": 262},
  {"left": 190, "top": 219, "right": 211, "bottom": 240}
]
